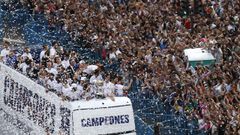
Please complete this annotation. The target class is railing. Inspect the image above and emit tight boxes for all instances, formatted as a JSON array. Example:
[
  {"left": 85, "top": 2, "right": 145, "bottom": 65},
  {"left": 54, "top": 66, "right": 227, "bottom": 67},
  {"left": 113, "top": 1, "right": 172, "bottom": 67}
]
[{"left": 134, "top": 115, "right": 154, "bottom": 135}]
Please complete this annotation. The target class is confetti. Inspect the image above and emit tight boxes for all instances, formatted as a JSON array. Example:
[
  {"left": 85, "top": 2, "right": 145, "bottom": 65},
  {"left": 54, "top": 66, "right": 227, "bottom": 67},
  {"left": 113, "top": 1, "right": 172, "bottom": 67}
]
[{"left": 1, "top": 0, "right": 240, "bottom": 135}]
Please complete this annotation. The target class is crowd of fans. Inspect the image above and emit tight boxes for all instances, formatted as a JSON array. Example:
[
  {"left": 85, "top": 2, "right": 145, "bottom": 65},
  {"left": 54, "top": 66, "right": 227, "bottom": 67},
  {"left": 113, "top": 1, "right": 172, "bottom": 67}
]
[
  {"left": 0, "top": 41, "right": 133, "bottom": 101},
  {"left": 1, "top": 0, "right": 240, "bottom": 134}
]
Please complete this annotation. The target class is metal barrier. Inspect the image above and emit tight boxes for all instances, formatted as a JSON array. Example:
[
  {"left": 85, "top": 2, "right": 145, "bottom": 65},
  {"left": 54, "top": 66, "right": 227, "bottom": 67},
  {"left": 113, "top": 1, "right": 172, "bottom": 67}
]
[
  {"left": 134, "top": 115, "right": 154, "bottom": 135},
  {"left": 158, "top": 127, "right": 206, "bottom": 135}
]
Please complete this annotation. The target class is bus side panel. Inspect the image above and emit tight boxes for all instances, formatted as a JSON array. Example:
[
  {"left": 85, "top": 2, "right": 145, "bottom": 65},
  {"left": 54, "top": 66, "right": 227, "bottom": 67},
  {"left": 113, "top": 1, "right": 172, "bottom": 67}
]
[{"left": 72, "top": 104, "right": 136, "bottom": 135}]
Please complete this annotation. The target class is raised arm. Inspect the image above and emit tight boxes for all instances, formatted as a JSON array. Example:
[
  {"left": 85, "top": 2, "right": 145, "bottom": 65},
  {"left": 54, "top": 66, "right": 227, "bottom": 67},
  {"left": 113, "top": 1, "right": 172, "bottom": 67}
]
[{"left": 123, "top": 79, "right": 133, "bottom": 91}]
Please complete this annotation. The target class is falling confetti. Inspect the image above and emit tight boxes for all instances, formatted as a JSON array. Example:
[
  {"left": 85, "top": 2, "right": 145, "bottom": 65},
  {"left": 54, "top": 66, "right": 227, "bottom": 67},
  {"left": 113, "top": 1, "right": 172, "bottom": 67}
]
[{"left": 0, "top": 0, "right": 240, "bottom": 135}]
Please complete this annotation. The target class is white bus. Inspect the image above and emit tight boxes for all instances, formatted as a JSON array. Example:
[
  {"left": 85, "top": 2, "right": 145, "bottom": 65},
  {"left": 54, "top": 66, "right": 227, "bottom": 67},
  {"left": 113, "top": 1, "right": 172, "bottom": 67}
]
[
  {"left": 184, "top": 48, "right": 216, "bottom": 67},
  {"left": 0, "top": 63, "right": 136, "bottom": 135}
]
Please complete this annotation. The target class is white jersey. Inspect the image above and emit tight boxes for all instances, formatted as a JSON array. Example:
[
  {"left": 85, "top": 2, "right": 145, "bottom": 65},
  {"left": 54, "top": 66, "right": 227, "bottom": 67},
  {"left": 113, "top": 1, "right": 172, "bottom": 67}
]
[
  {"left": 50, "top": 47, "right": 56, "bottom": 58},
  {"left": 69, "top": 84, "right": 83, "bottom": 100},
  {"left": 45, "top": 68, "right": 58, "bottom": 76},
  {"left": 19, "top": 62, "right": 29, "bottom": 74},
  {"left": 46, "top": 79, "right": 56, "bottom": 89},
  {"left": 53, "top": 63, "right": 61, "bottom": 69},
  {"left": 83, "top": 65, "right": 98, "bottom": 74},
  {"left": 53, "top": 82, "right": 63, "bottom": 93},
  {"left": 39, "top": 50, "right": 46, "bottom": 61},
  {"left": 21, "top": 53, "right": 33, "bottom": 60},
  {"left": 77, "top": 84, "right": 84, "bottom": 96},
  {"left": 103, "top": 81, "right": 115, "bottom": 97},
  {"left": 61, "top": 60, "right": 70, "bottom": 69},
  {"left": 62, "top": 84, "right": 72, "bottom": 97},
  {"left": 82, "top": 89, "right": 95, "bottom": 100},
  {"left": 90, "top": 75, "right": 97, "bottom": 84},
  {"left": 115, "top": 84, "right": 125, "bottom": 96},
  {"left": 0, "top": 48, "right": 10, "bottom": 57}
]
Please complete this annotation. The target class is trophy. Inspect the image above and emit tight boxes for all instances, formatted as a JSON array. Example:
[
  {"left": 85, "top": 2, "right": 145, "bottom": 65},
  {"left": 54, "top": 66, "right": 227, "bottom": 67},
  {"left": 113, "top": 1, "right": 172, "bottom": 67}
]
[{"left": 94, "top": 80, "right": 105, "bottom": 99}]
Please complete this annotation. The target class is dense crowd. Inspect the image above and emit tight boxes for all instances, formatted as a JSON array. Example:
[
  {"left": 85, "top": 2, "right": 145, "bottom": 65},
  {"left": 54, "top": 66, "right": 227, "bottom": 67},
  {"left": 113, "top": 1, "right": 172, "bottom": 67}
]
[
  {"left": 2, "top": 0, "right": 240, "bottom": 134},
  {"left": 0, "top": 41, "right": 133, "bottom": 101}
]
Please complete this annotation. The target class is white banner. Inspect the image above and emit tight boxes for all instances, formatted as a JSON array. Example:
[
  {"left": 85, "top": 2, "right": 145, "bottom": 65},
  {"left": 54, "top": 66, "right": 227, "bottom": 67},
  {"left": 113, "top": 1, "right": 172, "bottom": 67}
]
[
  {"left": 72, "top": 104, "right": 135, "bottom": 135},
  {"left": 0, "top": 63, "right": 72, "bottom": 135}
]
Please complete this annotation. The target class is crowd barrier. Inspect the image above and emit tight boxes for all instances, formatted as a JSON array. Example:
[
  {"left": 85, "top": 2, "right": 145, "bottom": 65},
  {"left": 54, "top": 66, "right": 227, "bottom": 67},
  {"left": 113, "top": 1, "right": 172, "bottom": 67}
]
[{"left": 134, "top": 115, "right": 154, "bottom": 135}]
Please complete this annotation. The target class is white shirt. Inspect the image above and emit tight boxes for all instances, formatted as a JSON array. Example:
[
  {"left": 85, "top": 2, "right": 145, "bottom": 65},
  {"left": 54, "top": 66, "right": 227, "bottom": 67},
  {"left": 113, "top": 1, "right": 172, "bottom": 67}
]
[
  {"left": 0, "top": 48, "right": 10, "bottom": 57},
  {"left": 109, "top": 52, "right": 117, "bottom": 59},
  {"left": 83, "top": 65, "right": 98, "bottom": 74},
  {"left": 70, "top": 84, "right": 83, "bottom": 100},
  {"left": 53, "top": 63, "right": 61, "bottom": 69},
  {"left": 61, "top": 60, "right": 70, "bottom": 69},
  {"left": 19, "top": 62, "right": 29, "bottom": 74},
  {"left": 47, "top": 79, "right": 56, "bottom": 89},
  {"left": 38, "top": 76, "right": 48, "bottom": 87},
  {"left": 50, "top": 47, "right": 56, "bottom": 58},
  {"left": 176, "top": 20, "right": 182, "bottom": 27},
  {"left": 145, "top": 54, "right": 152, "bottom": 64},
  {"left": 82, "top": 88, "right": 95, "bottom": 100},
  {"left": 97, "top": 74, "right": 103, "bottom": 81},
  {"left": 77, "top": 84, "right": 84, "bottom": 96},
  {"left": 89, "top": 74, "right": 103, "bottom": 84},
  {"left": 53, "top": 82, "right": 62, "bottom": 93},
  {"left": 22, "top": 52, "right": 33, "bottom": 60},
  {"left": 214, "top": 84, "right": 223, "bottom": 96},
  {"left": 90, "top": 75, "right": 97, "bottom": 84},
  {"left": 115, "top": 84, "right": 125, "bottom": 96},
  {"left": 82, "top": 91, "right": 92, "bottom": 100},
  {"left": 115, "top": 49, "right": 122, "bottom": 56},
  {"left": 103, "top": 81, "right": 115, "bottom": 96},
  {"left": 227, "top": 25, "right": 235, "bottom": 31},
  {"left": 40, "top": 50, "right": 46, "bottom": 61},
  {"left": 62, "top": 84, "right": 72, "bottom": 97},
  {"left": 69, "top": 90, "right": 79, "bottom": 100},
  {"left": 45, "top": 68, "right": 58, "bottom": 76}
]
